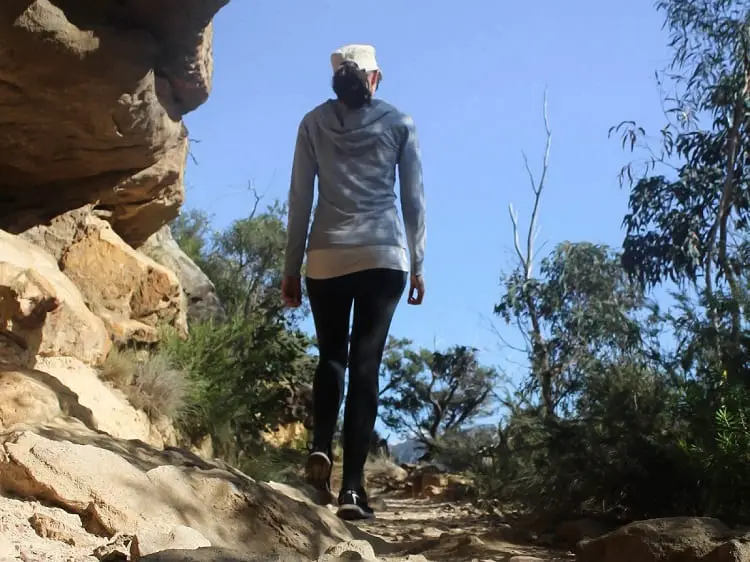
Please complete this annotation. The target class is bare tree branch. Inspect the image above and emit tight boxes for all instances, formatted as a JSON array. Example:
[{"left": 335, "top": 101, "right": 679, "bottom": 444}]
[
  {"left": 483, "top": 314, "right": 528, "bottom": 354},
  {"left": 247, "top": 181, "right": 262, "bottom": 220},
  {"left": 187, "top": 136, "right": 201, "bottom": 166},
  {"left": 508, "top": 90, "right": 552, "bottom": 281},
  {"left": 508, "top": 204, "right": 528, "bottom": 273}
]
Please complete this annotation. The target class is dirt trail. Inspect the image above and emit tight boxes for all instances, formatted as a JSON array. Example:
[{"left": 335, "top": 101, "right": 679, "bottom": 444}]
[
  {"left": 352, "top": 495, "right": 575, "bottom": 562},
  {"left": 311, "top": 457, "right": 575, "bottom": 561}
]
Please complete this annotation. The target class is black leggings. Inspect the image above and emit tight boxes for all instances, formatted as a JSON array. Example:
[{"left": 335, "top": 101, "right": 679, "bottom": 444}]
[{"left": 306, "top": 268, "right": 407, "bottom": 491}]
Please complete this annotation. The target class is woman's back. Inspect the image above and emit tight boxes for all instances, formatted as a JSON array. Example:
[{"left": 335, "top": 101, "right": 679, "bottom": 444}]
[{"left": 302, "top": 98, "right": 416, "bottom": 251}]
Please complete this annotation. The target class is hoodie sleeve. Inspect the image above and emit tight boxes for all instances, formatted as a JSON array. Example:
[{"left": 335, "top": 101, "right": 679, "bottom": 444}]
[
  {"left": 283, "top": 118, "right": 317, "bottom": 278},
  {"left": 397, "top": 115, "right": 426, "bottom": 277}
]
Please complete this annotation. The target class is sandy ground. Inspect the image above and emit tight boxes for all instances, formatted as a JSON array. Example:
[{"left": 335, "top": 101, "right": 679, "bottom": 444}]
[{"left": 343, "top": 496, "right": 575, "bottom": 562}]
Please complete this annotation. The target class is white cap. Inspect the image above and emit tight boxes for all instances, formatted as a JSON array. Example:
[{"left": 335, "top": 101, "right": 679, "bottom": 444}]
[{"left": 330, "top": 44, "right": 380, "bottom": 73}]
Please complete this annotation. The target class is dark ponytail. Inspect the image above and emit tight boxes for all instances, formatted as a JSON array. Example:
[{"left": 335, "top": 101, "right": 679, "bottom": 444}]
[{"left": 332, "top": 61, "right": 372, "bottom": 110}]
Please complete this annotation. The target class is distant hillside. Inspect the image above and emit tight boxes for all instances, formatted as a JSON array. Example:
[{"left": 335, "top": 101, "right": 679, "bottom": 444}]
[
  {"left": 391, "top": 439, "right": 425, "bottom": 464},
  {"left": 389, "top": 424, "right": 498, "bottom": 465}
]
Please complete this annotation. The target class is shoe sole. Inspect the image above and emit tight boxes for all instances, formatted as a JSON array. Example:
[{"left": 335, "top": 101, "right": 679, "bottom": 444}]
[
  {"left": 336, "top": 504, "right": 375, "bottom": 521},
  {"left": 305, "top": 452, "right": 332, "bottom": 505}
]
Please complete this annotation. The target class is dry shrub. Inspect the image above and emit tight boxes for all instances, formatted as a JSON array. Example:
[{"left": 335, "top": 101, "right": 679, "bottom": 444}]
[
  {"left": 365, "top": 452, "right": 408, "bottom": 491},
  {"left": 366, "top": 451, "right": 401, "bottom": 475},
  {"left": 99, "top": 347, "right": 188, "bottom": 421},
  {"left": 238, "top": 445, "right": 307, "bottom": 484},
  {"left": 127, "top": 353, "right": 188, "bottom": 420},
  {"left": 99, "top": 347, "right": 137, "bottom": 388}
]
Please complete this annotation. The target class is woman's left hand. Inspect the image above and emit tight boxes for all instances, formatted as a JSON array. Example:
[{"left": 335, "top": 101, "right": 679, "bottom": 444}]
[{"left": 281, "top": 276, "right": 302, "bottom": 308}]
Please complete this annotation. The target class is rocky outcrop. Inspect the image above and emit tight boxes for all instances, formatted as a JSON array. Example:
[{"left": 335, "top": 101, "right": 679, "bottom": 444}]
[
  {"left": 0, "top": 230, "right": 110, "bottom": 367},
  {"left": 35, "top": 356, "right": 177, "bottom": 447},
  {"left": 0, "top": 359, "right": 177, "bottom": 448},
  {"left": 0, "top": 428, "right": 368, "bottom": 560},
  {"left": 23, "top": 209, "right": 188, "bottom": 344},
  {"left": 0, "top": 4, "right": 454, "bottom": 561},
  {"left": 0, "top": 0, "right": 228, "bottom": 246},
  {"left": 139, "top": 225, "right": 225, "bottom": 323}
]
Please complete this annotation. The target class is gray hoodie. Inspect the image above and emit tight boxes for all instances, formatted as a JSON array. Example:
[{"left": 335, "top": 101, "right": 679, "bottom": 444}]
[{"left": 283, "top": 98, "right": 426, "bottom": 278}]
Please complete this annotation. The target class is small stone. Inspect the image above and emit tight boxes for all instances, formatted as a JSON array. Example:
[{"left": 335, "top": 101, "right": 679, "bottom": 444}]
[
  {"left": 137, "top": 525, "right": 211, "bottom": 556},
  {"left": 94, "top": 534, "right": 140, "bottom": 561},
  {"left": 318, "top": 540, "right": 377, "bottom": 562},
  {"left": 422, "top": 527, "right": 443, "bottom": 538}
]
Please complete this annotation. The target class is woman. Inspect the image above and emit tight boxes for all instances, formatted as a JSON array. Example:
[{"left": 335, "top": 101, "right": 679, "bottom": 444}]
[{"left": 281, "top": 44, "right": 427, "bottom": 521}]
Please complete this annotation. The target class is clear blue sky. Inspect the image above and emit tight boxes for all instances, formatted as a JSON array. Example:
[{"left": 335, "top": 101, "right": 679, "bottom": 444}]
[{"left": 183, "top": 0, "right": 672, "bottom": 376}]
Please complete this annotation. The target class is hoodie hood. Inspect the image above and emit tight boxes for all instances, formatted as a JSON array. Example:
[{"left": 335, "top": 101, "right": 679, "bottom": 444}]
[{"left": 316, "top": 99, "right": 397, "bottom": 155}]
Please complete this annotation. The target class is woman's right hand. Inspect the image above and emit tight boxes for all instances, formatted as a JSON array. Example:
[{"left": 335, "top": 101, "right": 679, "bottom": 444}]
[
  {"left": 281, "top": 276, "right": 302, "bottom": 308},
  {"left": 408, "top": 274, "right": 425, "bottom": 305}
]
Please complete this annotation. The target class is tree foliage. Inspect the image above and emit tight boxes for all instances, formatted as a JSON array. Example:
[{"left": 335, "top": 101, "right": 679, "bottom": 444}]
[
  {"left": 379, "top": 339, "right": 501, "bottom": 457},
  {"left": 489, "top": 236, "right": 681, "bottom": 518},
  {"left": 496, "top": 241, "right": 652, "bottom": 418},
  {"left": 476, "top": 0, "right": 750, "bottom": 524},
  {"left": 614, "top": 0, "right": 750, "bottom": 380}
]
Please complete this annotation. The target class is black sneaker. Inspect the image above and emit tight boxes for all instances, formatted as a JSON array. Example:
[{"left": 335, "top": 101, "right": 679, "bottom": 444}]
[
  {"left": 305, "top": 450, "right": 332, "bottom": 505},
  {"left": 336, "top": 489, "right": 375, "bottom": 521}
]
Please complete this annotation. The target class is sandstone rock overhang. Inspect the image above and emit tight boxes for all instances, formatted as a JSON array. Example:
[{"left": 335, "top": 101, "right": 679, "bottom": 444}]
[{"left": 0, "top": 0, "right": 229, "bottom": 246}]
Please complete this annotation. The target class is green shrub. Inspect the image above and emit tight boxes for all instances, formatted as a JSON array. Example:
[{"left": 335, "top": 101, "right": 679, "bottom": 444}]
[
  {"left": 160, "top": 315, "right": 314, "bottom": 457},
  {"left": 167, "top": 200, "right": 315, "bottom": 465},
  {"left": 679, "top": 384, "right": 750, "bottom": 523},
  {"left": 475, "top": 362, "right": 694, "bottom": 521}
]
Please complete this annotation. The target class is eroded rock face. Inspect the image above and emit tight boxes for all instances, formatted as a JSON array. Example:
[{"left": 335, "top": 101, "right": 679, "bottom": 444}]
[
  {"left": 24, "top": 209, "right": 188, "bottom": 344},
  {"left": 0, "top": 230, "right": 110, "bottom": 366},
  {"left": 0, "top": 494, "right": 105, "bottom": 561},
  {"left": 60, "top": 215, "right": 188, "bottom": 343},
  {"left": 139, "top": 225, "right": 225, "bottom": 323},
  {"left": 0, "top": 0, "right": 228, "bottom": 246},
  {"left": 0, "top": 368, "right": 65, "bottom": 430}
]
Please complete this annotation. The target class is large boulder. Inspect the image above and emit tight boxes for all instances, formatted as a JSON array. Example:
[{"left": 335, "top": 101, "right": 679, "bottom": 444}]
[
  {"left": 0, "top": 0, "right": 228, "bottom": 246},
  {"left": 576, "top": 517, "right": 750, "bottom": 562},
  {"left": 139, "top": 225, "right": 226, "bottom": 323},
  {"left": 0, "top": 230, "right": 110, "bottom": 367},
  {"left": 24, "top": 209, "right": 188, "bottom": 344}
]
